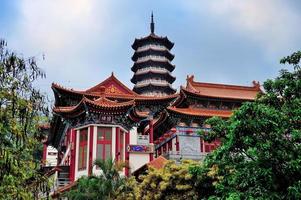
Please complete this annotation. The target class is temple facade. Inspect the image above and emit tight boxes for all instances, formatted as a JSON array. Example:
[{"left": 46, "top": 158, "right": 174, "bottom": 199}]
[{"left": 44, "top": 14, "right": 261, "bottom": 197}]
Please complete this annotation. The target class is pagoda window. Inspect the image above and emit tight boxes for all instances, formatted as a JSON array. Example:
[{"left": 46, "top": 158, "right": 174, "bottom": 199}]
[
  {"left": 96, "top": 127, "right": 112, "bottom": 160},
  {"left": 78, "top": 128, "right": 88, "bottom": 170}
]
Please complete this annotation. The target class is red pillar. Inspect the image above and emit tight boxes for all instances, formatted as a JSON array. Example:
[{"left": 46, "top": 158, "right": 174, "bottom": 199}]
[
  {"left": 176, "top": 135, "right": 179, "bottom": 151},
  {"left": 70, "top": 129, "right": 77, "bottom": 182},
  {"left": 88, "top": 126, "right": 94, "bottom": 176},
  {"left": 125, "top": 131, "right": 130, "bottom": 176},
  {"left": 42, "top": 143, "right": 47, "bottom": 166},
  {"left": 149, "top": 119, "right": 154, "bottom": 161},
  {"left": 115, "top": 127, "right": 120, "bottom": 161}
]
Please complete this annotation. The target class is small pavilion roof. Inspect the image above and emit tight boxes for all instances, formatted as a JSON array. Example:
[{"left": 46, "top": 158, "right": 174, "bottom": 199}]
[{"left": 183, "top": 75, "right": 261, "bottom": 101}]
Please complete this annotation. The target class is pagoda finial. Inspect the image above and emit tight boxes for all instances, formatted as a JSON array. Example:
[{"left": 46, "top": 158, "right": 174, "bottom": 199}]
[{"left": 150, "top": 12, "right": 155, "bottom": 34}]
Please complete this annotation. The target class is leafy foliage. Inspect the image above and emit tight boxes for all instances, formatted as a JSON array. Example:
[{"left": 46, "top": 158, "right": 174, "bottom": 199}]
[
  {"left": 67, "top": 159, "right": 126, "bottom": 200},
  {"left": 192, "top": 51, "right": 301, "bottom": 199},
  {"left": 136, "top": 160, "right": 200, "bottom": 200},
  {"left": 0, "top": 39, "right": 49, "bottom": 199}
]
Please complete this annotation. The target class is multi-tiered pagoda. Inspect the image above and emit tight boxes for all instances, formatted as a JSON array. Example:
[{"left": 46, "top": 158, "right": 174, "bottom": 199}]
[{"left": 131, "top": 14, "right": 176, "bottom": 96}]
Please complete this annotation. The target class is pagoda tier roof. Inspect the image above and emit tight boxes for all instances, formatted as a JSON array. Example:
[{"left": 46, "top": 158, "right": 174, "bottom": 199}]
[
  {"left": 131, "top": 71, "right": 176, "bottom": 84},
  {"left": 133, "top": 83, "right": 177, "bottom": 94},
  {"left": 132, "top": 33, "right": 174, "bottom": 50},
  {"left": 182, "top": 75, "right": 261, "bottom": 101},
  {"left": 167, "top": 107, "right": 233, "bottom": 118},
  {"left": 131, "top": 59, "right": 175, "bottom": 72},
  {"left": 132, "top": 48, "right": 174, "bottom": 61},
  {"left": 53, "top": 97, "right": 134, "bottom": 118},
  {"left": 134, "top": 57, "right": 173, "bottom": 65}
]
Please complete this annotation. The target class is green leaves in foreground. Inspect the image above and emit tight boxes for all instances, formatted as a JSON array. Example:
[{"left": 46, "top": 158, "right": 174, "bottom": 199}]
[
  {"left": 193, "top": 51, "right": 301, "bottom": 199},
  {"left": 0, "top": 39, "right": 49, "bottom": 199}
]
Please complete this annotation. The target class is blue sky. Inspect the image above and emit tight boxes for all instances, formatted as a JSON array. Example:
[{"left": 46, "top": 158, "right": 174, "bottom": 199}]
[{"left": 1, "top": 0, "right": 300, "bottom": 99}]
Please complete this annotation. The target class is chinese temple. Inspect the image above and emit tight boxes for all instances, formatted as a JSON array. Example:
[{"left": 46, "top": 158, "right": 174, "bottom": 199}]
[{"left": 44, "top": 14, "right": 261, "bottom": 197}]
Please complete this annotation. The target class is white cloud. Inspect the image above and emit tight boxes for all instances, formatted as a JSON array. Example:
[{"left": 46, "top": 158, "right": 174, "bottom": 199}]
[
  {"left": 185, "top": 0, "right": 300, "bottom": 53},
  {"left": 17, "top": 0, "right": 108, "bottom": 53},
  {"left": 8, "top": 0, "right": 114, "bottom": 92}
]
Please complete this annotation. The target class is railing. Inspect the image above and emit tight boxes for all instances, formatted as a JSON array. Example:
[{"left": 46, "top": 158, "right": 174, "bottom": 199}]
[
  {"left": 155, "top": 126, "right": 211, "bottom": 149},
  {"left": 137, "top": 44, "right": 167, "bottom": 52},
  {"left": 176, "top": 126, "right": 211, "bottom": 134},
  {"left": 56, "top": 166, "right": 70, "bottom": 188},
  {"left": 57, "top": 172, "right": 70, "bottom": 188},
  {"left": 163, "top": 151, "right": 208, "bottom": 161},
  {"left": 59, "top": 143, "right": 71, "bottom": 166}
]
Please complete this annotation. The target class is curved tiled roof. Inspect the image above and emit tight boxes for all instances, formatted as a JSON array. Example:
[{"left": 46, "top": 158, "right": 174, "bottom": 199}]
[
  {"left": 132, "top": 48, "right": 174, "bottom": 61},
  {"left": 52, "top": 82, "right": 178, "bottom": 101},
  {"left": 53, "top": 96, "right": 134, "bottom": 117},
  {"left": 184, "top": 75, "right": 261, "bottom": 101},
  {"left": 167, "top": 107, "right": 233, "bottom": 118}
]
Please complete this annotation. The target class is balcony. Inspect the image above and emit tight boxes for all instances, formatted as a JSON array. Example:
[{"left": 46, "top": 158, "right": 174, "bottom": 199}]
[
  {"left": 163, "top": 151, "right": 207, "bottom": 162},
  {"left": 135, "top": 79, "right": 171, "bottom": 88},
  {"left": 136, "top": 67, "right": 169, "bottom": 75}
]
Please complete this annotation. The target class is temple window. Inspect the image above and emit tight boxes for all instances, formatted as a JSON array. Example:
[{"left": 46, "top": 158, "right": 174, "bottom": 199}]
[
  {"left": 78, "top": 128, "right": 88, "bottom": 170},
  {"left": 96, "top": 127, "right": 112, "bottom": 160}
]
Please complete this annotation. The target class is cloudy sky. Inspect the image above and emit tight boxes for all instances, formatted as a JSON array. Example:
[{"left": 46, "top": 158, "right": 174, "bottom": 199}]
[{"left": 1, "top": 0, "right": 300, "bottom": 99}]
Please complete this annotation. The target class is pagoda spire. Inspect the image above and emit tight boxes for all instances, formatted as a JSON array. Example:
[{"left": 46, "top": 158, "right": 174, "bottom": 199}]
[{"left": 150, "top": 12, "right": 155, "bottom": 34}]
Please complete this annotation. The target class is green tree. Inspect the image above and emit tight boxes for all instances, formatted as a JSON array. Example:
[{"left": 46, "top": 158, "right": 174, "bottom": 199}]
[
  {"left": 67, "top": 159, "right": 126, "bottom": 200},
  {"left": 0, "top": 40, "right": 49, "bottom": 199},
  {"left": 191, "top": 51, "right": 301, "bottom": 199}
]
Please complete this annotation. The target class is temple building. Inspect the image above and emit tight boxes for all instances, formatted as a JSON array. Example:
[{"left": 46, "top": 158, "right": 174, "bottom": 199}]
[
  {"left": 131, "top": 13, "right": 176, "bottom": 96},
  {"left": 44, "top": 14, "right": 261, "bottom": 197}
]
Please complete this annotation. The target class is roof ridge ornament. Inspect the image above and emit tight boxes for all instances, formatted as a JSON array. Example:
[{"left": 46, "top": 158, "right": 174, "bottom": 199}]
[{"left": 150, "top": 12, "right": 155, "bottom": 34}]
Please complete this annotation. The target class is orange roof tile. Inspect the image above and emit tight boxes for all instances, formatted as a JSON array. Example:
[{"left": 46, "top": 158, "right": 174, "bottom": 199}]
[
  {"left": 185, "top": 75, "right": 261, "bottom": 100},
  {"left": 148, "top": 156, "right": 168, "bottom": 169},
  {"left": 168, "top": 107, "right": 233, "bottom": 118}
]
